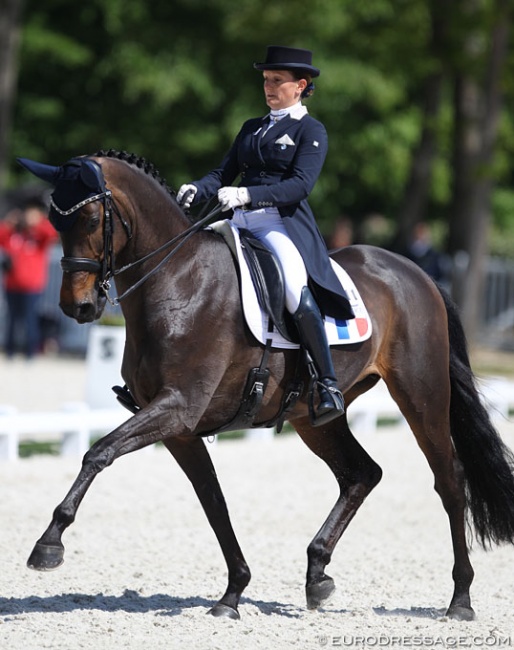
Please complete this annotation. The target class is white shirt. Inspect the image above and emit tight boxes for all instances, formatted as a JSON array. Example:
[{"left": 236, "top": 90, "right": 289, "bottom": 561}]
[
  {"left": 263, "top": 102, "right": 308, "bottom": 135},
  {"left": 270, "top": 101, "right": 308, "bottom": 122}
]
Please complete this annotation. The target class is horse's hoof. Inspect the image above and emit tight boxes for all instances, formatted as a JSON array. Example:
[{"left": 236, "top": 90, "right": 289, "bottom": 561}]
[
  {"left": 27, "top": 541, "right": 65, "bottom": 571},
  {"left": 306, "top": 577, "right": 336, "bottom": 609},
  {"left": 446, "top": 605, "right": 476, "bottom": 621},
  {"left": 207, "top": 603, "right": 240, "bottom": 620}
]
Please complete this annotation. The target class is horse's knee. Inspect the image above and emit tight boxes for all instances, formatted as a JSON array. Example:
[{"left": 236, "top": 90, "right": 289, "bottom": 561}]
[{"left": 82, "top": 445, "right": 114, "bottom": 472}]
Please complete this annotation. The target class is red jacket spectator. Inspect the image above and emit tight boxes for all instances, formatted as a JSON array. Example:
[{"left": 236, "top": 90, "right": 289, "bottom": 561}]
[{"left": 0, "top": 206, "right": 58, "bottom": 292}]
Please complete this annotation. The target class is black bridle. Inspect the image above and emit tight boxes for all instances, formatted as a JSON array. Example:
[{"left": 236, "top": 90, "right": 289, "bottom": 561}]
[{"left": 54, "top": 187, "right": 222, "bottom": 306}]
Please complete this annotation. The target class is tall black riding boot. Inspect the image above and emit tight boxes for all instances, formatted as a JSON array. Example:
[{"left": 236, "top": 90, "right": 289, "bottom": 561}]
[{"left": 293, "top": 287, "right": 344, "bottom": 426}]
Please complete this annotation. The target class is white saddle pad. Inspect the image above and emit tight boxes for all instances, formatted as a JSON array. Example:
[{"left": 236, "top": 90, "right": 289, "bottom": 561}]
[{"left": 211, "top": 220, "right": 373, "bottom": 350}]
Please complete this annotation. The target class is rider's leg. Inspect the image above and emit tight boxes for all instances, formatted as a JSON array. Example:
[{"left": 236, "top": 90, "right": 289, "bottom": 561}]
[
  {"left": 239, "top": 211, "right": 344, "bottom": 426},
  {"left": 292, "top": 286, "right": 345, "bottom": 426}
]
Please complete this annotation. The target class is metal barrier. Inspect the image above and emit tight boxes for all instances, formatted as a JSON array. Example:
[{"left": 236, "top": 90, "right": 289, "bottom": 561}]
[{"left": 481, "top": 256, "right": 514, "bottom": 348}]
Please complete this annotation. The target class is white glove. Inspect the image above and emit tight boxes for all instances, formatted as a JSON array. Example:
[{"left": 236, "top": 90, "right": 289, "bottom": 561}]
[
  {"left": 177, "top": 184, "right": 197, "bottom": 209},
  {"left": 218, "top": 187, "right": 250, "bottom": 212}
]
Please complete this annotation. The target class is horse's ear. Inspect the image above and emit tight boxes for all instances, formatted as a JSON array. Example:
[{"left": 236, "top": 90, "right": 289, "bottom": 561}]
[
  {"left": 17, "top": 157, "right": 61, "bottom": 185},
  {"left": 80, "top": 160, "right": 104, "bottom": 190}
]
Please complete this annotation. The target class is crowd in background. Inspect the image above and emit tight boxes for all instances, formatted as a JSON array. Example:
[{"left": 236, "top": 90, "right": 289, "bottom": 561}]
[{"left": 0, "top": 188, "right": 452, "bottom": 360}]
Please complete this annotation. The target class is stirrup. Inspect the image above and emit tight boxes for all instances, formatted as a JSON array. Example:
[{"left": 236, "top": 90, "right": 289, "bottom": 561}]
[
  {"left": 112, "top": 384, "right": 141, "bottom": 415},
  {"left": 313, "top": 380, "right": 344, "bottom": 427}
]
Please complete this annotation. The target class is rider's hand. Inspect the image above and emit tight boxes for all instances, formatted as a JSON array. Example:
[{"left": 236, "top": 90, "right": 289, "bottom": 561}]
[
  {"left": 177, "top": 184, "right": 197, "bottom": 209},
  {"left": 218, "top": 187, "right": 250, "bottom": 212}
]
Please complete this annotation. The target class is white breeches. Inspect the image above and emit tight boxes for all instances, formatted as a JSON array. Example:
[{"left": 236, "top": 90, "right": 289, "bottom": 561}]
[{"left": 232, "top": 207, "right": 308, "bottom": 313}]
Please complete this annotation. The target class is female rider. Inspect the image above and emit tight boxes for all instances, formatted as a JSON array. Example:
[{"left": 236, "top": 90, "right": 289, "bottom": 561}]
[{"left": 177, "top": 45, "right": 354, "bottom": 426}]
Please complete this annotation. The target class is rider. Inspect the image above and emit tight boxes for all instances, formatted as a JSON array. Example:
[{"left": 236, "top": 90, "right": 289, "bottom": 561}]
[{"left": 177, "top": 45, "right": 354, "bottom": 426}]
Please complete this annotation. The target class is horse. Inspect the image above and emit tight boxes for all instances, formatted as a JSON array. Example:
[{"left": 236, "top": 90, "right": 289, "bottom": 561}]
[{"left": 18, "top": 150, "right": 514, "bottom": 621}]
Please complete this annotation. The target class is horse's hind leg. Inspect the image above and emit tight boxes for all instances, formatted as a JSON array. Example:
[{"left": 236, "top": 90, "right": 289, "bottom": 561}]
[
  {"left": 162, "top": 436, "right": 251, "bottom": 620},
  {"left": 401, "top": 408, "right": 474, "bottom": 619},
  {"left": 294, "top": 416, "right": 383, "bottom": 609},
  {"left": 385, "top": 351, "right": 475, "bottom": 619}
]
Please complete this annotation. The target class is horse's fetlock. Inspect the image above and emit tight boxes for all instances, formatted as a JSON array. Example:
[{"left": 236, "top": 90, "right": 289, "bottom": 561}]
[
  {"left": 307, "top": 539, "right": 330, "bottom": 568},
  {"left": 53, "top": 504, "right": 75, "bottom": 527},
  {"left": 232, "top": 564, "right": 251, "bottom": 590}
]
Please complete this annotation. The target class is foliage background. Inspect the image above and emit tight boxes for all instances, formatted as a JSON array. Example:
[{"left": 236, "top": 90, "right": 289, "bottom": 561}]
[
  {"left": 1, "top": 0, "right": 513, "bottom": 337},
  {"left": 4, "top": 0, "right": 510, "bottom": 242}
]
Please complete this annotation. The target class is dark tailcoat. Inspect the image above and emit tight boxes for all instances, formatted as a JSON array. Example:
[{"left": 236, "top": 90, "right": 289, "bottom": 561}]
[{"left": 193, "top": 113, "right": 354, "bottom": 319}]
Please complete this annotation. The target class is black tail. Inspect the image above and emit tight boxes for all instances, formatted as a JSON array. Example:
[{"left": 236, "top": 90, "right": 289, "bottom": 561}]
[{"left": 438, "top": 286, "right": 514, "bottom": 547}]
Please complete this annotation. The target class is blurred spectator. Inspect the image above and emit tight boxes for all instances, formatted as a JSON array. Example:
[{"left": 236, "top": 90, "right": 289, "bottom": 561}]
[
  {"left": 404, "top": 221, "right": 450, "bottom": 285},
  {"left": 0, "top": 198, "right": 58, "bottom": 358},
  {"left": 327, "top": 216, "right": 354, "bottom": 251}
]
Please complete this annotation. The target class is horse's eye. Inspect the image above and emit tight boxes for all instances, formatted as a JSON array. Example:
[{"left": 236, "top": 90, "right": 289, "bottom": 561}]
[{"left": 86, "top": 215, "right": 100, "bottom": 233}]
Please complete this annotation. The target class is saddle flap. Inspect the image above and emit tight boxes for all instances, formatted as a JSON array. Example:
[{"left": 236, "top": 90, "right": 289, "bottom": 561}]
[{"left": 238, "top": 229, "right": 296, "bottom": 342}]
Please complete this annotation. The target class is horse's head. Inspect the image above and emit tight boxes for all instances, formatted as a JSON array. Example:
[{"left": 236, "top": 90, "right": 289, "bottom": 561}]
[{"left": 18, "top": 156, "right": 133, "bottom": 323}]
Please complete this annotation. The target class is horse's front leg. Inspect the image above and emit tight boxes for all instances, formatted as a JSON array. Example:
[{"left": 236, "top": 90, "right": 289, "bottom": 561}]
[
  {"left": 163, "top": 437, "right": 251, "bottom": 619},
  {"left": 26, "top": 397, "right": 185, "bottom": 572}
]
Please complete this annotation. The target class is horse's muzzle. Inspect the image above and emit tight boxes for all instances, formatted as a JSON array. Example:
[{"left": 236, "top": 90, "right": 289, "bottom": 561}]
[{"left": 60, "top": 299, "right": 102, "bottom": 323}]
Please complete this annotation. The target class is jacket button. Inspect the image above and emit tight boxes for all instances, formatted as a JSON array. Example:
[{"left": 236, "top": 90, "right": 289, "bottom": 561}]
[{"left": 259, "top": 171, "right": 266, "bottom": 177}]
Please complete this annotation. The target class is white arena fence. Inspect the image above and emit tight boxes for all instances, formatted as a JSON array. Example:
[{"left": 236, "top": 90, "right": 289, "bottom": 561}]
[{"left": 1, "top": 363, "right": 512, "bottom": 461}]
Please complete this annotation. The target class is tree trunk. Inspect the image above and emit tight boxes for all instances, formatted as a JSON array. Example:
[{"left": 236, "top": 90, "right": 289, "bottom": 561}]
[
  {"left": 392, "top": 0, "right": 447, "bottom": 252},
  {"left": 393, "top": 73, "right": 443, "bottom": 252},
  {"left": 0, "top": 0, "right": 24, "bottom": 192},
  {"left": 448, "top": 0, "right": 511, "bottom": 342}
]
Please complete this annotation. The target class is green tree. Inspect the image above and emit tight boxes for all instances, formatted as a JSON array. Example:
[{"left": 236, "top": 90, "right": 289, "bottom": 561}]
[
  {"left": 0, "top": 0, "right": 24, "bottom": 189},
  {"left": 4, "top": 0, "right": 514, "bottom": 341}
]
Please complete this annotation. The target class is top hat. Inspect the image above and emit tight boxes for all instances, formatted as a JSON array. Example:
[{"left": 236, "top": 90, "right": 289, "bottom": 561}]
[{"left": 253, "top": 46, "right": 320, "bottom": 78}]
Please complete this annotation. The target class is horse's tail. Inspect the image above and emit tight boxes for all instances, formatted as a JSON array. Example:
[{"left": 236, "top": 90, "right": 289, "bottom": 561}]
[{"left": 438, "top": 286, "right": 514, "bottom": 547}]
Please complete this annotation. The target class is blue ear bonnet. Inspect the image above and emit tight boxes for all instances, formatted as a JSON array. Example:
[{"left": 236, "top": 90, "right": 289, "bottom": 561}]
[{"left": 17, "top": 157, "right": 106, "bottom": 232}]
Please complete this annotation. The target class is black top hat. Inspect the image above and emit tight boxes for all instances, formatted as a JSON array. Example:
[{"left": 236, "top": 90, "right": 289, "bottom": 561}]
[{"left": 253, "top": 45, "right": 320, "bottom": 78}]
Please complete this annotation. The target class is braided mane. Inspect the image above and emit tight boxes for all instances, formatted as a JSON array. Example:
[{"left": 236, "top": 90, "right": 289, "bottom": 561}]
[{"left": 93, "top": 149, "right": 176, "bottom": 197}]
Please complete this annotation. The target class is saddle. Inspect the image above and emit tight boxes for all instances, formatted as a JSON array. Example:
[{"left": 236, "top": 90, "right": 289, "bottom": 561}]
[{"left": 237, "top": 228, "right": 297, "bottom": 343}]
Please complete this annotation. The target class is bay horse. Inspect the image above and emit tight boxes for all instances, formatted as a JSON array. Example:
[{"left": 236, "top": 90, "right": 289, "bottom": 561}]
[{"left": 18, "top": 151, "right": 514, "bottom": 621}]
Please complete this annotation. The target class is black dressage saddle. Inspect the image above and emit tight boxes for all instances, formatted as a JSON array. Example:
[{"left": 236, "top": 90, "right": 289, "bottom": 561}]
[{"left": 236, "top": 227, "right": 297, "bottom": 343}]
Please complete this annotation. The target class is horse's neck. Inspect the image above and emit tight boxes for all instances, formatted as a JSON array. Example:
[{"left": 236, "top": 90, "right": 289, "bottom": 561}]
[
  {"left": 119, "top": 179, "right": 192, "bottom": 260},
  {"left": 113, "top": 184, "right": 198, "bottom": 307},
  {"left": 106, "top": 160, "right": 190, "bottom": 247}
]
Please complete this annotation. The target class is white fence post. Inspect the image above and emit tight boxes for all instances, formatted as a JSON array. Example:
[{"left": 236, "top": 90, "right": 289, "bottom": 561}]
[
  {"left": 0, "top": 406, "right": 19, "bottom": 462},
  {"left": 85, "top": 325, "right": 126, "bottom": 409},
  {"left": 60, "top": 402, "right": 92, "bottom": 457}
]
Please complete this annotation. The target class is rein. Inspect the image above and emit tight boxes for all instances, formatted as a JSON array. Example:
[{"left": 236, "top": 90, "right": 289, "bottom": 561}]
[
  {"left": 104, "top": 202, "right": 223, "bottom": 305},
  {"left": 57, "top": 183, "right": 222, "bottom": 306}
]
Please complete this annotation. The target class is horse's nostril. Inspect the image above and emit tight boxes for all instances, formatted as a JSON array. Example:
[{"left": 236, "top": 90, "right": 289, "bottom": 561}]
[
  {"left": 75, "top": 302, "right": 97, "bottom": 323},
  {"left": 58, "top": 301, "right": 96, "bottom": 323}
]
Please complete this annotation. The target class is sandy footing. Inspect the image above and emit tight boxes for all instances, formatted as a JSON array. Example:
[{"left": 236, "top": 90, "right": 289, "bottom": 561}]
[{"left": 0, "top": 416, "right": 513, "bottom": 649}]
